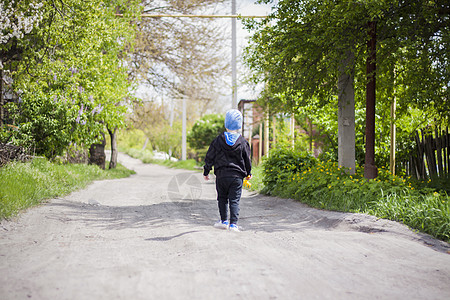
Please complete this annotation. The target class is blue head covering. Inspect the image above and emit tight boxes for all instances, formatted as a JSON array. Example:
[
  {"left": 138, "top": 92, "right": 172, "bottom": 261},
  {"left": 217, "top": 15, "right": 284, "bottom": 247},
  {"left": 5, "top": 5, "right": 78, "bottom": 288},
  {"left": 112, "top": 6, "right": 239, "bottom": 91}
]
[
  {"left": 225, "top": 109, "right": 242, "bottom": 131},
  {"left": 224, "top": 109, "right": 242, "bottom": 146}
]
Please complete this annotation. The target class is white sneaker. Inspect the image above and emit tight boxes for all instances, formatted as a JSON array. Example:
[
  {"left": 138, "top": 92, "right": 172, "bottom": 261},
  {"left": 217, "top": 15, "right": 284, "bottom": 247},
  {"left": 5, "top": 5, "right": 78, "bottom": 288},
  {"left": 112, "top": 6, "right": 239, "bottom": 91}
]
[
  {"left": 229, "top": 223, "right": 240, "bottom": 232},
  {"left": 214, "top": 220, "right": 229, "bottom": 229}
]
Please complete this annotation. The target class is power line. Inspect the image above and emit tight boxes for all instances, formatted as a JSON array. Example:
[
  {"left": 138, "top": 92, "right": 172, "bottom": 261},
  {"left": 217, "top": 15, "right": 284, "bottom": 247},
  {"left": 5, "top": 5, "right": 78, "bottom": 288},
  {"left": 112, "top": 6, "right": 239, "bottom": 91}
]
[{"left": 115, "top": 14, "right": 268, "bottom": 18}]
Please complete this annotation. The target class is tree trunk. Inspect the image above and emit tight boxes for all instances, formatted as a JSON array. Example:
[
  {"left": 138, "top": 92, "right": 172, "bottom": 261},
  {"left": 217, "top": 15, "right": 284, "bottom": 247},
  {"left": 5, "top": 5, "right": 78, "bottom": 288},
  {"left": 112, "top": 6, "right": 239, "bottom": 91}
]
[
  {"left": 89, "top": 132, "right": 106, "bottom": 170},
  {"left": 108, "top": 127, "right": 118, "bottom": 169},
  {"left": 364, "top": 21, "right": 378, "bottom": 179},
  {"left": 338, "top": 51, "right": 356, "bottom": 174}
]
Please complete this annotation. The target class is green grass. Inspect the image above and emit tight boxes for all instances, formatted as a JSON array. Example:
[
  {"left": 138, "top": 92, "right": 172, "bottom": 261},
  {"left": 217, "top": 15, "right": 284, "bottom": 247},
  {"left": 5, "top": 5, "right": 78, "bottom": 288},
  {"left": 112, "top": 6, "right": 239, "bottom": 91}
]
[
  {"left": 367, "top": 191, "right": 449, "bottom": 241},
  {"left": 121, "top": 147, "right": 154, "bottom": 163},
  {"left": 245, "top": 164, "right": 264, "bottom": 192},
  {"left": 151, "top": 158, "right": 199, "bottom": 171},
  {"left": 121, "top": 147, "right": 200, "bottom": 171},
  {"left": 0, "top": 158, "right": 135, "bottom": 219}
]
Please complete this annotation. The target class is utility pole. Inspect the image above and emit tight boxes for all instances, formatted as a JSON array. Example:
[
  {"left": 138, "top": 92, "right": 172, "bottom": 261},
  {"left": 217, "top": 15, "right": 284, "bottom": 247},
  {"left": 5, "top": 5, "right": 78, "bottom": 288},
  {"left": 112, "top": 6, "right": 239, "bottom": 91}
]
[
  {"left": 182, "top": 95, "right": 187, "bottom": 160},
  {"left": 231, "top": 0, "right": 237, "bottom": 109}
]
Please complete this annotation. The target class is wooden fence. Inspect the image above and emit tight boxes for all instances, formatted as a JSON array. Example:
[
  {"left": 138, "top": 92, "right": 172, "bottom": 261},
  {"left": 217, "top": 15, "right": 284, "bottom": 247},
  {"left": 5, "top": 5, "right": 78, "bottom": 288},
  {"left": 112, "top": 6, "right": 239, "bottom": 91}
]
[{"left": 408, "top": 127, "right": 449, "bottom": 180}]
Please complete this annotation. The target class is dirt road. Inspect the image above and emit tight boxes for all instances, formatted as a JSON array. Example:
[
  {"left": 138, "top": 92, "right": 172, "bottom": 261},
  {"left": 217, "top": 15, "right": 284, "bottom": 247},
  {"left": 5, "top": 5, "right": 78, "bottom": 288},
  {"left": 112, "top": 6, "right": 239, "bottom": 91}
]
[{"left": 1, "top": 153, "right": 449, "bottom": 300}]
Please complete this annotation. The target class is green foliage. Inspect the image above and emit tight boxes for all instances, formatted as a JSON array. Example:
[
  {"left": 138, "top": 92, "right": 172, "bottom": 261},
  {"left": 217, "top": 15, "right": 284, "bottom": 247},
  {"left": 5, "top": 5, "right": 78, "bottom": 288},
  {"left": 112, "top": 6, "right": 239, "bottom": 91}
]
[
  {"left": 127, "top": 101, "right": 183, "bottom": 159},
  {"left": 120, "top": 146, "right": 199, "bottom": 171},
  {"left": 246, "top": 0, "right": 449, "bottom": 118},
  {"left": 188, "top": 114, "right": 225, "bottom": 150},
  {"left": 151, "top": 121, "right": 183, "bottom": 159},
  {"left": 261, "top": 148, "right": 316, "bottom": 194},
  {"left": 0, "top": 158, "right": 135, "bottom": 219},
  {"left": 2, "top": 0, "right": 140, "bottom": 158},
  {"left": 245, "top": 0, "right": 449, "bottom": 175},
  {"left": 244, "top": 164, "right": 264, "bottom": 192},
  {"left": 117, "top": 129, "right": 151, "bottom": 151},
  {"left": 257, "top": 147, "right": 449, "bottom": 242}
]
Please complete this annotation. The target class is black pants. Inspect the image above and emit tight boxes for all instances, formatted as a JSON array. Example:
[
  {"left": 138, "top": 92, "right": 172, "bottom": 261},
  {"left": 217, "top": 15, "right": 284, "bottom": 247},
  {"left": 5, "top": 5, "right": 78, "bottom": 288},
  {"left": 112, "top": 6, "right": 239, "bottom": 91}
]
[{"left": 215, "top": 177, "right": 243, "bottom": 224}]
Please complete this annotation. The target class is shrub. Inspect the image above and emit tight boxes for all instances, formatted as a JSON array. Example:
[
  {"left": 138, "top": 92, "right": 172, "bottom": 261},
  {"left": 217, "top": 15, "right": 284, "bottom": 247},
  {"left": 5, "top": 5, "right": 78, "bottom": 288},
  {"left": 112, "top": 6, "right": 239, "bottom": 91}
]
[
  {"left": 256, "top": 151, "right": 450, "bottom": 242},
  {"left": 261, "top": 148, "right": 316, "bottom": 194},
  {"left": 188, "top": 114, "right": 225, "bottom": 161}
]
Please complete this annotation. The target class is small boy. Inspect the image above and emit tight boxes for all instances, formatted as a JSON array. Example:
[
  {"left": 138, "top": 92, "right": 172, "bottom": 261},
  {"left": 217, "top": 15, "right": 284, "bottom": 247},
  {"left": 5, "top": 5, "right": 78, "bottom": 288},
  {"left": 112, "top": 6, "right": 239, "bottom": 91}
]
[{"left": 203, "top": 109, "right": 252, "bottom": 232}]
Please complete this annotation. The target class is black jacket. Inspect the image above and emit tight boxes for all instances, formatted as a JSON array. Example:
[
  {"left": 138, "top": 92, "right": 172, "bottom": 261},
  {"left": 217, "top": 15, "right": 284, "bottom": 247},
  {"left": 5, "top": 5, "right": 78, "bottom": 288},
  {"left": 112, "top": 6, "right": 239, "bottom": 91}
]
[{"left": 203, "top": 132, "right": 252, "bottom": 179}]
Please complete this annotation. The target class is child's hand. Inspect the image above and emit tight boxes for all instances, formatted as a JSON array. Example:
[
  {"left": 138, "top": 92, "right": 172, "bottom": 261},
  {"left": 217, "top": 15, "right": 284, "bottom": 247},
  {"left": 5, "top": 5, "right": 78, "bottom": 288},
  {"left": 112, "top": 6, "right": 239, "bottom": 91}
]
[
  {"left": 245, "top": 175, "right": 252, "bottom": 180},
  {"left": 204, "top": 175, "right": 210, "bottom": 181}
]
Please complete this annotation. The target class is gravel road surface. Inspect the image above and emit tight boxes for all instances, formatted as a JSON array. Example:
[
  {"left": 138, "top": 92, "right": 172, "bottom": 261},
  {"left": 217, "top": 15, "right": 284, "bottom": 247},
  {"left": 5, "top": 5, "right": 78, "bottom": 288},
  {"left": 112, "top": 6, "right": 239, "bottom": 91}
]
[{"left": 1, "top": 153, "right": 449, "bottom": 300}]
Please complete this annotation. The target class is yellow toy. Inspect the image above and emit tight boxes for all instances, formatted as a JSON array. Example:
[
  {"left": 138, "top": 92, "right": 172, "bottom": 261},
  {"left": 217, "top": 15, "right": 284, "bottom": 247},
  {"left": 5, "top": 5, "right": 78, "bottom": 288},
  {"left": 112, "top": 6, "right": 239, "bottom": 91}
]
[{"left": 243, "top": 178, "right": 251, "bottom": 188}]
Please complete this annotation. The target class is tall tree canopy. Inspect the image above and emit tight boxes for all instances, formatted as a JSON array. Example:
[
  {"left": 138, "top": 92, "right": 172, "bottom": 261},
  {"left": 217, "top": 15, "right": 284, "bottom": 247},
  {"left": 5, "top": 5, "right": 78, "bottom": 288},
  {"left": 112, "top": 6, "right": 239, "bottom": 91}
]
[
  {"left": 244, "top": 0, "right": 449, "bottom": 120},
  {"left": 244, "top": 0, "right": 449, "bottom": 175}
]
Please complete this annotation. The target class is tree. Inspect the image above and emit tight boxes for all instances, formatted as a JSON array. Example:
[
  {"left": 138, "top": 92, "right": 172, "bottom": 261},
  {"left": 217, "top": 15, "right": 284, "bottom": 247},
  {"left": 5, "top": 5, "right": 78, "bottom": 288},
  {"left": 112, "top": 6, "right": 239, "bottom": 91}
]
[
  {"left": 0, "top": 0, "right": 44, "bottom": 126},
  {"left": 244, "top": 0, "right": 449, "bottom": 177},
  {"left": 128, "top": 0, "right": 229, "bottom": 116},
  {"left": 1, "top": 0, "right": 139, "bottom": 165}
]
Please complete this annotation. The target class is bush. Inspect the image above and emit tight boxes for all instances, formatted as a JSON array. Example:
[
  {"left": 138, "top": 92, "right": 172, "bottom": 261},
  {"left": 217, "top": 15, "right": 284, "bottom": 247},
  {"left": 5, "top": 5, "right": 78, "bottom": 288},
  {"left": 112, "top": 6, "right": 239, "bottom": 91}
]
[
  {"left": 188, "top": 114, "right": 225, "bottom": 160},
  {"left": 256, "top": 147, "right": 449, "bottom": 242},
  {"left": 261, "top": 148, "right": 316, "bottom": 194}
]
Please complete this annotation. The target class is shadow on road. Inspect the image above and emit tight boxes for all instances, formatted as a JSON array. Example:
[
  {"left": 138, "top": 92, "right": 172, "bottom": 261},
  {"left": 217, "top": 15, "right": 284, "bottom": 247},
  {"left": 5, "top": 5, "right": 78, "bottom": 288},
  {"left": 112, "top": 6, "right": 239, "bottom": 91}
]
[{"left": 46, "top": 193, "right": 353, "bottom": 234}]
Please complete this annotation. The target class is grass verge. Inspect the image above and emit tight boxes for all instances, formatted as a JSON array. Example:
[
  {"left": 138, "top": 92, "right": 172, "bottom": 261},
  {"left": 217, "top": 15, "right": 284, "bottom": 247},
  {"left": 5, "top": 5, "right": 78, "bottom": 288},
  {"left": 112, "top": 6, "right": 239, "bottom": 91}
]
[
  {"left": 0, "top": 158, "right": 135, "bottom": 220},
  {"left": 151, "top": 159, "right": 199, "bottom": 171},
  {"left": 254, "top": 148, "right": 450, "bottom": 243},
  {"left": 121, "top": 147, "right": 200, "bottom": 171},
  {"left": 245, "top": 164, "right": 264, "bottom": 192}
]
